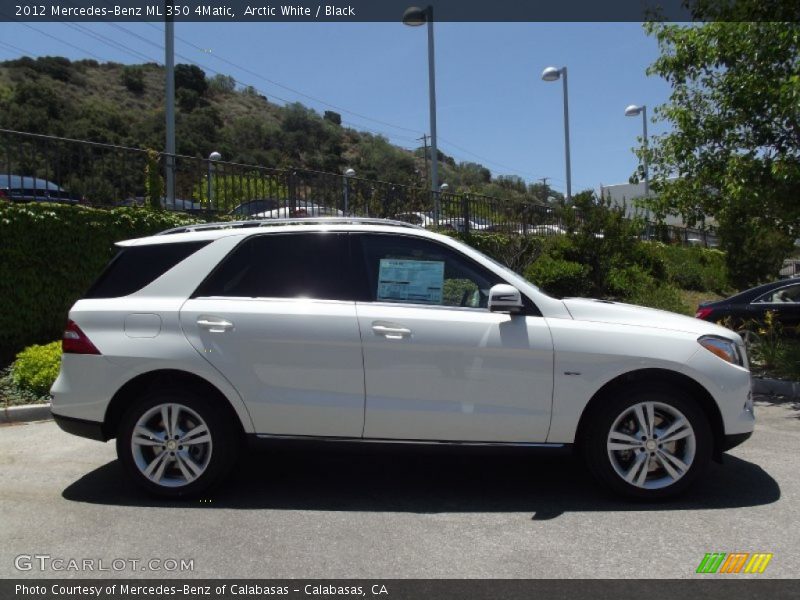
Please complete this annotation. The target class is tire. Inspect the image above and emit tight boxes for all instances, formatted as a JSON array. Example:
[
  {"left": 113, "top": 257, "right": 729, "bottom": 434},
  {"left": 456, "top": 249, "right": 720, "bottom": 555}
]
[
  {"left": 582, "top": 385, "right": 712, "bottom": 500},
  {"left": 116, "top": 390, "right": 239, "bottom": 498}
]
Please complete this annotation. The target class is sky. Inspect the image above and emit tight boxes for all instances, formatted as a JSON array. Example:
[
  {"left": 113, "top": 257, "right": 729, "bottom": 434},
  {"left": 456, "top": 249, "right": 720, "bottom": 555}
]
[{"left": 0, "top": 20, "right": 674, "bottom": 195}]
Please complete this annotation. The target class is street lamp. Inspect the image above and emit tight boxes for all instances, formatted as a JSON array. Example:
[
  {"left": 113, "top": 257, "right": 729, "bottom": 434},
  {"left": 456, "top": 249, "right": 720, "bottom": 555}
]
[
  {"left": 624, "top": 104, "right": 649, "bottom": 199},
  {"left": 343, "top": 167, "right": 356, "bottom": 215},
  {"left": 207, "top": 151, "right": 222, "bottom": 207},
  {"left": 403, "top": 5, "right": 440, "bottom": 224},
  {"left": 541, "top": 66, "right": 572, "bottom": 202}
]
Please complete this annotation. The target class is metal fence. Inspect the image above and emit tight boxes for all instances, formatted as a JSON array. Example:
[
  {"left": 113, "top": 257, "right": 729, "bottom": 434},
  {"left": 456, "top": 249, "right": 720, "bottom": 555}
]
[{"left": 0, "top": 128, "right": 718, "bottom": 245}]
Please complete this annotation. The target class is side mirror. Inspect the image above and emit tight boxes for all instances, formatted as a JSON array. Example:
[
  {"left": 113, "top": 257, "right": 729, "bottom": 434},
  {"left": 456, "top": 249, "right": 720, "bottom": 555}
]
[{"left": 488, "top": 284, "right": 524, "bottom": 314}]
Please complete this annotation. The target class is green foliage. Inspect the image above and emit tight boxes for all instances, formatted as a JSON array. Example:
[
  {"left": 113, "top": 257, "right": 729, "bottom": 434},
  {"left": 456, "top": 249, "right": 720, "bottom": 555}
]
[
  {"left": 451, "top": 232, "right": 543, "bottom": 274},
  {"left": 11, "top": 342, "right": 61, "bottom": 397},
  {"left": 738, "top": 310, "right": 800, "bottom": 381},
  {"left": 525, "top": 255, "right": 589, "bottom": 298},
  {"left": 0, "top": 202, "right": 199, "bottom": 365},
  {"left": 654, "top": 244, "right": 729, "bottom": 294},
  {"left": 644, "top": 14, "right": 800, "bottom": 288},
  {"left": 144, "top": 149, "right": 164, "bottom": 210},
  {"left": 192, "top": 173, "right": 289, "bottom": 212},
  {"left": 323, "top": 111, "right": 342, "bottom": 125},
  {"left": 174, "top": 64, "right": 208, "bottom": 95},
  {"left": 0, "top": 366, "right": 45, "bottom": 406},
  {"left": 209, "top": 74, "right": 236, "bottom": 94},
  {"left": 120, "top": 65, "right": 145, "bottom": 93}
]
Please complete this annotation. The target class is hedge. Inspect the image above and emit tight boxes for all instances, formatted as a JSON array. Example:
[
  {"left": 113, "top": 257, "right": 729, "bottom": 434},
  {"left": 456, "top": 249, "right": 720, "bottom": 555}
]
[
  {"left": 0, "top": 202, "right": 199, "bottom": 365},
  {"left": 12, "top": 341, "right": 62, "bottom": 396}
]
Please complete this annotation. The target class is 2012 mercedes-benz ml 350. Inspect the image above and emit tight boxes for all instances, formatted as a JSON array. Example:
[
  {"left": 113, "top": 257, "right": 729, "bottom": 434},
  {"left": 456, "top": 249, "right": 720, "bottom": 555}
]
[{"left": 51, "top": 218, "right": 754, "bottom": 499}]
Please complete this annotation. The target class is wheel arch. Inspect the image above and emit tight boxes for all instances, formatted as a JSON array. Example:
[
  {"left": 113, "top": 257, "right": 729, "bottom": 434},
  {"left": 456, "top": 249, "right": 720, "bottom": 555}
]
[
  {"left": 102, "top": 369, "right": 247, "bottom": 441},
  {"left": 574, "top": 368, "right": 725, "bottom": 461}
]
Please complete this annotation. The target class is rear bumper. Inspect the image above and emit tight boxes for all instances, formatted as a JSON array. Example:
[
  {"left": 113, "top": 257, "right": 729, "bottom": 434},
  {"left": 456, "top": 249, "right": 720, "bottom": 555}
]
[{"left": 52, "top": 412, "right": 108, "bottom": 442}]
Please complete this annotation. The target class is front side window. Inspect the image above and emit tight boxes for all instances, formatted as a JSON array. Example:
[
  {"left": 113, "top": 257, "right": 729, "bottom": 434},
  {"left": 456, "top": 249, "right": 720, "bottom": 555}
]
[
  {"left": 356, "top": 234, "right": 501, "bottom": 308},
  {"left": 194, "top": 232, "right": 354, "bottom": 301}
]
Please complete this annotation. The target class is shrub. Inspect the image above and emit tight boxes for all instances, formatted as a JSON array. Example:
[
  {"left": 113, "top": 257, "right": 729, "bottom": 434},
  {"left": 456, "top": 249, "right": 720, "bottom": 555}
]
[
  {"left": 0, "top": 202, "right": 199, "bottom": 365},
  {"left": 120, "top": 65, "right": 145, "bottom": 93},
  {"left": 656, "top": 244, "right": 729, "bottom": 294},
  {"left": 12, "top": 342, "right": 61, "bottom": 397},
  {"left": 525, "top": 255, "right": 589, "bottom": 298}
]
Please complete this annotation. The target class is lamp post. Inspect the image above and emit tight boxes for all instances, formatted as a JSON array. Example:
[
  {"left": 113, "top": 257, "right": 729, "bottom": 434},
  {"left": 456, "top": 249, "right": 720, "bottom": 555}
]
[
  {"left": 541, "top": 66, "right": 572, "bottom": 202},
  {"left": 207, "top": 151, "right": 221, "bottom": 208},
  {"left": 403, "top": 5, "right": 440, "bottom": 224},
  {"left": 343, "top": 167, "right": 355, "bottom": 215},
  {"left": 624, "top": 104, "right": 649, "bottom": 199}
]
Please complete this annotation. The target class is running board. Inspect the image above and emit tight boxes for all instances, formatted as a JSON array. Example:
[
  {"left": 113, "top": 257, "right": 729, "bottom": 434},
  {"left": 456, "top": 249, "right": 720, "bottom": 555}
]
[{"left": 251, "top": 433, "right": 566, "bottom": 449}]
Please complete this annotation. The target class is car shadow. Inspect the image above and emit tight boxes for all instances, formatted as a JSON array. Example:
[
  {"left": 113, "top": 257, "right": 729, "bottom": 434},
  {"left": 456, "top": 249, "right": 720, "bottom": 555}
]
[{"left": 61, "top": 445, "right": 780, "bottom": 519}]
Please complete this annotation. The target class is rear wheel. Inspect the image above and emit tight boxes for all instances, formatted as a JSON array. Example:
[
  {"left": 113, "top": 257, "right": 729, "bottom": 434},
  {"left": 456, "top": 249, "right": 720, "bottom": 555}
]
[
  {"left": 117, "top": 391, "right": 239, "bottom": 497},
  {"left": 583, "top": 387, "right": 712, "bottom": 500}
]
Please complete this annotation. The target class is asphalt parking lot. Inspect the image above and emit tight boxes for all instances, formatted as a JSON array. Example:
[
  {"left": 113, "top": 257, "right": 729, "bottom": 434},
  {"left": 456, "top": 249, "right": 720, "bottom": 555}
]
[{"left": 1, "top": 398, "right": 798, "bottom": 579}]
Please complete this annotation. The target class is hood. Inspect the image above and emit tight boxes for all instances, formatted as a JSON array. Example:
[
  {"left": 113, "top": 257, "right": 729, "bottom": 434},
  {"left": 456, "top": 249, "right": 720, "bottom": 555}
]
[{"left": 561, "top": 297, "right": 740, "bottom": 340}]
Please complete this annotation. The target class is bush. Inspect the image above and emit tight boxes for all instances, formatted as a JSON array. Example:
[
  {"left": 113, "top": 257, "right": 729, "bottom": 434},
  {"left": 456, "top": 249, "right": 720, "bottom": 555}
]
[
  {"left": 0, "top": 202, "right": 199, "bottom": 365},
  {"left": 525, "top": 255, "right": 589, "bottom": 298},
  {"left": 655, "top": 244, "right": 729, "bottom": 294},
  {"left": 12, "top": 342, "right": 61, "bottom": 397},
  {"left": 120, "top": 65, "right": 145, "bottom": 93}
]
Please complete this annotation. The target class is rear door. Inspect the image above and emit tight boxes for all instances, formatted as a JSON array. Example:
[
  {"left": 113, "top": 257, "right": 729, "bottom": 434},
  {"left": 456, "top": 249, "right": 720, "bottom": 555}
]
[{"left": 180, "top": 232, "right": 365, "bottom": 437}]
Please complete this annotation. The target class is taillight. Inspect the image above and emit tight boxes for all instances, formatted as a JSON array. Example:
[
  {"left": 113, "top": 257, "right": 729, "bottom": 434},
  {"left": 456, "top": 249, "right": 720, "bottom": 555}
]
[
  {"left": 695, "top": 306, "right": 714, "bottom": 320},
  {"left": 62, "top": 320, "right": 100, "bottom": 355},
  {"left": 0, "top": 189, "right": 8, "bottom": 199}
]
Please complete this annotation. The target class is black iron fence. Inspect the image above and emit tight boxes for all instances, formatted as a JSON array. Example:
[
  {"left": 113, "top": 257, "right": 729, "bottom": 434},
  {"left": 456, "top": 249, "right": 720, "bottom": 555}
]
[{"left": 0, "top": 128, "right": 718, "bottom": 246}]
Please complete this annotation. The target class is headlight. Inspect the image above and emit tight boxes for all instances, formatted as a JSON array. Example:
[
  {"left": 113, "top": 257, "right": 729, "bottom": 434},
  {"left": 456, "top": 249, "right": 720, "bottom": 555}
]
[{"left": 698, "top": 335, "right": 745, "bottom": 366}]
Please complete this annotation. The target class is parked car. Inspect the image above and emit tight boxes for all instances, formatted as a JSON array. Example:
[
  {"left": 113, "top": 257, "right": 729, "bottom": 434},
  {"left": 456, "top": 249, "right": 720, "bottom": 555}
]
[
  {"left": 696, "top": 280, "right": 800, "bottom": 336},
  {"left": 0, "top": 174, "right": 80, "bottom": 204},
  {"left": 229, "top": 199, "right": 282, "bottom": 218},
  {"left": 117, "top": 197, "right": 206, "bottom": 213},
  {"left": 393, "top": 211, "right": 437, "bottom": 228},
  {"left": 255, "top": 202, "right": 344, "bottom": 219},
  {"left": 51, "top": 217, "right": 754, "bottom": 500}
]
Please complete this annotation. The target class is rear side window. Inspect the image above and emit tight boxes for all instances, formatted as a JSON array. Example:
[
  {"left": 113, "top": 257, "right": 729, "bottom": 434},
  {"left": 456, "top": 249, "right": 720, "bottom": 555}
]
[
  {"left": 84, "top": 241, "right": 210, "bottom": 299},
  {"left": 193, "top": 233, "right": 355, "bottom": 301}
]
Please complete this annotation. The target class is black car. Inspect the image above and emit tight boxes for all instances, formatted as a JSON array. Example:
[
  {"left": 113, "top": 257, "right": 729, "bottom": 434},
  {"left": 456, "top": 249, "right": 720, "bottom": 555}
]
[
  {"left": 0, "top": 174, "right": 82, "bottom": 204},
  {"left": 696, "top": 279, "right": 800, "bottom": 334}
]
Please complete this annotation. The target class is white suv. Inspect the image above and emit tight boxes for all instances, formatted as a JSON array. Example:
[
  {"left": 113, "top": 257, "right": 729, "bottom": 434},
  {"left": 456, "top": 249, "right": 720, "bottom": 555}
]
[{"left": 51, "top": 218, "right": 754, "bottom": 499}]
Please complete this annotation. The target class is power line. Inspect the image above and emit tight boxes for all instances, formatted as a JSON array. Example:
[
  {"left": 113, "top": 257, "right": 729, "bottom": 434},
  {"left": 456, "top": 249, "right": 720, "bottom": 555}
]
[
  {"left": 63, "top": 22, "right": 160, "bottom": 64},
  {"left": 138, "top": 21, "right": 425, "bottom": 136}
]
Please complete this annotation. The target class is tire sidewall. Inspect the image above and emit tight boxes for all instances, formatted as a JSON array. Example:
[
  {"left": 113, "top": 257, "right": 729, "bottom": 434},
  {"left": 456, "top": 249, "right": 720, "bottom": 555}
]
[
  {"left": 583, "top": 386, "right": 712, "bottom": 500},
  {"left": 116, "top": 390, "right": 237, "bottom": 498}
]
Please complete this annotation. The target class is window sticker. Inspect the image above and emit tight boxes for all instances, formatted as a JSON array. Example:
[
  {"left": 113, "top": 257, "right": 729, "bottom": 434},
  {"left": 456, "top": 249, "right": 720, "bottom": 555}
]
[{"left": 377, "top": 259, "right": 444, "bottom": 304}]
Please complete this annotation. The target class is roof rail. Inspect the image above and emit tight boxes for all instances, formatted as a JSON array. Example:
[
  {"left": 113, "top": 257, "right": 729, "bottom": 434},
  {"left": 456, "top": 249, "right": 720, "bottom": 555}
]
[{"left": 156, "top": 216, "right": 424, "bottom": 236}]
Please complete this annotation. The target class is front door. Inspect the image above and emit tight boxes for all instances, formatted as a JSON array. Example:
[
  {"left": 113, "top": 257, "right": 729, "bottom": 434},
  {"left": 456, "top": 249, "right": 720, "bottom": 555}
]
[{"left": 353, "top": 233, "right": 554, "bottom": 442}]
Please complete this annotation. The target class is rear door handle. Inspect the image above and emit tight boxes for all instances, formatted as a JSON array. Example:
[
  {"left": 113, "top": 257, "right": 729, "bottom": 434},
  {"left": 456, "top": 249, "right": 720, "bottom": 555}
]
[
  {"left": 371, "top": 322, "right": 412, "bottom": 340},
  {"left": 197, "top": 316, "right": 234, "bottom": 333}
]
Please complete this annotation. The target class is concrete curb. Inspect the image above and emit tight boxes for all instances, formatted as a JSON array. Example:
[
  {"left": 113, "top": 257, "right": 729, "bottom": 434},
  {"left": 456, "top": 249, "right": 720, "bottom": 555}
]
[
  {"left": 1, "top": 402, "right": 52, "bottom": 424},
  {"left": 752, "top": 377, "right": 800, "bottom": 399}
]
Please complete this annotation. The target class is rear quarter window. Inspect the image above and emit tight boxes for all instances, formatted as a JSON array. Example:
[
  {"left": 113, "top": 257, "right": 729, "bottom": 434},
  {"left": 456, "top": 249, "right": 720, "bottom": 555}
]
[{"left": 84, "top": 241, "right": 210, "bottom": 299}]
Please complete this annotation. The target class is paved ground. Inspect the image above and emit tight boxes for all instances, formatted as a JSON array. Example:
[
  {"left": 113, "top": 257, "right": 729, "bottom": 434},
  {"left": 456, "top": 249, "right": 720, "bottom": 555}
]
[{"left": 1, "top": 398, "right": 798, "bottom": 579}]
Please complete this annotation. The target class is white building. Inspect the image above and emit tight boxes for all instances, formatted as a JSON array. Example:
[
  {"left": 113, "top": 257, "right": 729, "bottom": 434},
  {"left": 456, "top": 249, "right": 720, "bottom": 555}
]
[{"left": 600, "top": 180, "right": 717, "bottom": 228}]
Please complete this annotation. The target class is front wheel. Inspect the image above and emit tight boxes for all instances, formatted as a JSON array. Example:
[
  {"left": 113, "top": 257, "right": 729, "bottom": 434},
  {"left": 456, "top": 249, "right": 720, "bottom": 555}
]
[
  {"left": 117, "top": 391, "right": 239, "bottom": 497},
  {"left": 583, "top": 387, "right": 712, "bottom": 500}
]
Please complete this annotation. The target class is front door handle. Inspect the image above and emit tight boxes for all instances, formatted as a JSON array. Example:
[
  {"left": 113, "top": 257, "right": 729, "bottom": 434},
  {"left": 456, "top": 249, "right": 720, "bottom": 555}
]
[
  {"left": 371, "top": 322, "right": 412, "bottom": 340},
  {"left": 197, "top": 316, "right": 234, "bottom": 333}
]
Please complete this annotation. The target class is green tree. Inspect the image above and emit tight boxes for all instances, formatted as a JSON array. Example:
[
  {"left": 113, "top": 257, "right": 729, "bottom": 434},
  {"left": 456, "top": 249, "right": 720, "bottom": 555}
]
[{"left": 643, "top": 8, "right": 800, "bottom": 288}]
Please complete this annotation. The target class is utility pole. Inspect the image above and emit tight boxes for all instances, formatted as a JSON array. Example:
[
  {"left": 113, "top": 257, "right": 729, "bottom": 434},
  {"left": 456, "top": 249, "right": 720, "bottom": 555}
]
[
  {"left": 164, "top": 7, "right": 176, "bottom": 205},
  {"left": 418, "top": 134, "right": 429, "bottom": 191}
]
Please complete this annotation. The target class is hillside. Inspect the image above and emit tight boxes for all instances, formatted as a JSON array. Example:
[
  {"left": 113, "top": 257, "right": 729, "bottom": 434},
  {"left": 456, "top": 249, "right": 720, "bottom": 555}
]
[{"left": 0, "top": 56, "right": 558, "bottom": 203}]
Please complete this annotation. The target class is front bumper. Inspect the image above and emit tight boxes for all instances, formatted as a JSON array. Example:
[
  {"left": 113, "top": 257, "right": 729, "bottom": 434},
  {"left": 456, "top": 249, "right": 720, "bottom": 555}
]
[
  {"left": 721, "top": 430, "right": 753, "bottom": 452},
  {"left": 52, "top": 412, "right": 108, "bottom": 442}
]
